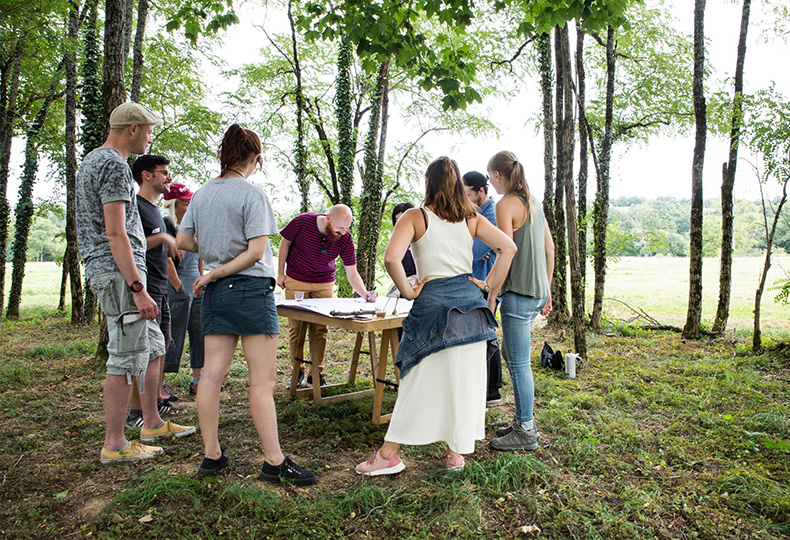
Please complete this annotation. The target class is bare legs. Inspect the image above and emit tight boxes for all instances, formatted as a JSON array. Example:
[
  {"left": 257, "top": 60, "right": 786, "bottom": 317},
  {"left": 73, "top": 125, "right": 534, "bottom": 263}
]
[
  {"left": 199, "top": 333, "right": 283, "bottom": 465},
  {"left": 104, "top": 374, "right": 133, "bottom": 450},
  {"left": 242, "top": 334, "right": 284, "bottom": 465}
]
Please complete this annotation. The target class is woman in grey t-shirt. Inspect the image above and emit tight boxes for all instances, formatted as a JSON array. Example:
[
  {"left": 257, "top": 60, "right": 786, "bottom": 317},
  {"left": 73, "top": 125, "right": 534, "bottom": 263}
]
[{"left": 177, "top": 124, "right": 315, "bottom": 485}]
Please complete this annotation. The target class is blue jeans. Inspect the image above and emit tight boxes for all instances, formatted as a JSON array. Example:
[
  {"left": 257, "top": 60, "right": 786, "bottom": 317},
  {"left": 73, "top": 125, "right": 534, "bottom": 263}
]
[{"left": 500, "top": 292, "right": 548, "bottom": 423}]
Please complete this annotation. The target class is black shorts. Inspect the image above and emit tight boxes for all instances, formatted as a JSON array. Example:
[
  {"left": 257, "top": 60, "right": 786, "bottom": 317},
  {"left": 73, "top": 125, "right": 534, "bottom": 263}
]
[{"left": 150, "top": 292, "right": 172, "bottom": 347}]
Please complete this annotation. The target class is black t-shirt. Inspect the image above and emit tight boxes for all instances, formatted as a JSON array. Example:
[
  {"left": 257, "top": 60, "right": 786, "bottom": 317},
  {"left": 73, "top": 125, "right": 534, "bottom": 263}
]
[
  {"left": 163, "top": 216, "right": 179, "bottom": 272},
  {"left": 136, "top": 195, "right": 168, "bottom": 295}
]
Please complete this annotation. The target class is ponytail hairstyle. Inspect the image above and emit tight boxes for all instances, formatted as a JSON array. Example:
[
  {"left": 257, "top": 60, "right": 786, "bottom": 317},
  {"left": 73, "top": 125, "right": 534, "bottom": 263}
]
[
  {"left": 218, "top": 123, "right": 262, "bottom": 175},
  {"left": 489, "top": 150, "right": 532, "bottom": 222},
  {"left": 423, "top": 156, "right": 477, "bottom": 223}
]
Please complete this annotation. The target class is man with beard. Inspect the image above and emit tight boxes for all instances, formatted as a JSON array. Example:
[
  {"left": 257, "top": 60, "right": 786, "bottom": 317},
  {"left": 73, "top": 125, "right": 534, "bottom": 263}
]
[{"left": 277, "top": 204, "right": 377, "bottom": 388}]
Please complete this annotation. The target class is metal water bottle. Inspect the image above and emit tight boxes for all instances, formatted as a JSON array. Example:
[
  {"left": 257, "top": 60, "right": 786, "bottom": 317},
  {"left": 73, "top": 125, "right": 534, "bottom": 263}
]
[{"left": 565, "top": 353, "right": 577, "bottom": 379}]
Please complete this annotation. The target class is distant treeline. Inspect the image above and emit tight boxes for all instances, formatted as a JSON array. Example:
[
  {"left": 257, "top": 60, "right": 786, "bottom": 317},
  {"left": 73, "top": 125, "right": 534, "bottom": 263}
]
[
  {"left": 8, "top": 195, "right": 788, "bottom": 264},
  {"left": 604, "top": 196, "right": 788, "bottom": 258}
]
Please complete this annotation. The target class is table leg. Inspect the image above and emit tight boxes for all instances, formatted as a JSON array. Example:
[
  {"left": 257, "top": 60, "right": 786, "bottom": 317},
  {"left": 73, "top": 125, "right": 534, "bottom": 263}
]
[
  {"left": 308, "top": 322, "right": 322, "bottom": 405},
  {"left": 388, "top": 328, "right": 400, "bottom": 385},
  {"left": 289, "top": 319, "right": 309, "bottom": 396},
  {"left": 372, "top": 330, "right": 391, "bottom": 425},
  {"left": 348, "top": 332, "right": 364, "bottom": 385}
]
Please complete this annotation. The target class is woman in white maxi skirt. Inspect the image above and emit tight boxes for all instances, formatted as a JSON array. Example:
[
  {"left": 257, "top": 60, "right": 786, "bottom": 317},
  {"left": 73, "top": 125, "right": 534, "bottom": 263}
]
[{"left": 355, "top": 156, "right": 516, "bottom": 476}]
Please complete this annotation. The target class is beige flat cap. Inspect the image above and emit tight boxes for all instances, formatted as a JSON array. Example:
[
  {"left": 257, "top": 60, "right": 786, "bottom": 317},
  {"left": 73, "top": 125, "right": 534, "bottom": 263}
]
[{"left": 109, "top": 102, "right": 163, "bottom": 128}]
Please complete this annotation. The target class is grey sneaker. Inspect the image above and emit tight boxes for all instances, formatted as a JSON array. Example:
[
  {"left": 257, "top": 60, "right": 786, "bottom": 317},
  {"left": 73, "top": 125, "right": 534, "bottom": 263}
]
[
  {"left": 491, "top": 422, "right": 539, "bottom": 451},
  {"left": 495, "top": 415, "right": 519, "bottom": 437},
  {"left": 495, "top": 422, "right": 514, "bottom": 437}
]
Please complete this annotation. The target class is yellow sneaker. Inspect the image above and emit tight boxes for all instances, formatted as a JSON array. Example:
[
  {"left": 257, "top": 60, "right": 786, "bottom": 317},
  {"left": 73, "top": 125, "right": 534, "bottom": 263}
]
[
  {"left": 140, "top": 420, "right": 197, "bottom": 442},
  {"left": 100, "top": 440, "right": 163, "bottom": 463}
]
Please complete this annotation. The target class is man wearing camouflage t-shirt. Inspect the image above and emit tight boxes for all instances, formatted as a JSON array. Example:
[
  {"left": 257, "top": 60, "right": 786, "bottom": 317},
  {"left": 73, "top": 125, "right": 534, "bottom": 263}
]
[{"left": 76, "top": 103, "right": 194, "bottom": 464}]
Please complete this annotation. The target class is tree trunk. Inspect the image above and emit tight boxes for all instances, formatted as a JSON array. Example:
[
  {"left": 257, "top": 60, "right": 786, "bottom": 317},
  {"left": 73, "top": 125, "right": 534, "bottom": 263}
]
[
  {"left": 0, "top": 40, "right": 23, "bottom": 314},
  {"left": 130, "top": 0, "right": 149, "bottom": 103},
  {"left": 683, "top": 0, "right": 707, "bottom": 340},
  {"left": 103, "top": 0, "right": 127, "bottom": 127},
  {"left": 288, "top": 0, "right": 309, "bottom": 213},
  {"left": 59, "top": 248, "right": 69, "bottom": 311},
  {"left": 122, "top": 0, "right": 135, "bottom": 61},
  {"left": 713, "top": 0, "right": 751, "bottom": 334},
  {"left": 575, "top": 21, "right": 588, "bottom": 292},
  {"left": 81, "top": 0, "right": 101, "bottom": 324},
  {"left": 65, "top": 0, "right": 84, "bottom": 324},
  {"left": 357, "top": 59, "right": 391, "bottom": 289},
  {"left": 753, "top": 179, "right": 788, "bottom": 353},
  {"left": 95, "top": 0, "right": 130, "bottom": 361},
  {"left": 537, "top": 33, "right": 557, "bottom": 312},
  {"left": 556, "top": 24, "right": 586, "bottom": 357},
  {"left": 6, "top": 73, "right": 62, "bottom": 319},
  {"left": 591, "top": 25, "right": 616, "bottom": 331},
  {"left": 335, "top": 37, "right": 354, "bottom": 207},
  {"left": 550, "top": 25, "right": 569, "bottom": 324}
]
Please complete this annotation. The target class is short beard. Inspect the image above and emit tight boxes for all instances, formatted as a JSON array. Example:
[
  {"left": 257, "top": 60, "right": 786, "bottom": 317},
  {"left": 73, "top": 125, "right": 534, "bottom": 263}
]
[{"left": 326, "top": 229, "right": 343, "bottom": 241}]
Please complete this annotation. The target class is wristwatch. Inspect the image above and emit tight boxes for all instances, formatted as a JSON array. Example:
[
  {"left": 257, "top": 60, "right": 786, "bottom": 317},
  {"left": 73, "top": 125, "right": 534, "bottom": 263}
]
[{"left": 128, "top": 280, "right": 144, "bottom": 293}]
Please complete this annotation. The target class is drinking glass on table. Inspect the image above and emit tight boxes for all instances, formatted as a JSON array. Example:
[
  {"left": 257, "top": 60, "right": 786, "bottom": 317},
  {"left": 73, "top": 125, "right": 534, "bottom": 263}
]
[{"left": 294, "top": 291, "right": 304, "bottom": 302}]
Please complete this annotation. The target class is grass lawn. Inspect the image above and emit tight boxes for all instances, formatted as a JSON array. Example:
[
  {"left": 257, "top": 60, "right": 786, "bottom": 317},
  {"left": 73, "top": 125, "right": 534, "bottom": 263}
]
[{"left": 0, "top": 260, "right": 788, "bottom": 538}]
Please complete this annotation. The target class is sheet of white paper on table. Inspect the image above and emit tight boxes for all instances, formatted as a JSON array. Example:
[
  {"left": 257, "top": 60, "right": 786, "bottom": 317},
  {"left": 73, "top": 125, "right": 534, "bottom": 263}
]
[{"left": 276, "top": 296, "right": 412, "bottom": 318}]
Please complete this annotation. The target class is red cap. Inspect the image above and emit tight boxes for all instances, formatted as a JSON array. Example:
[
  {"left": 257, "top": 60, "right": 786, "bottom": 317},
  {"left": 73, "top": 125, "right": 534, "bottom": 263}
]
[{"left": 163, "top": 182, "right": 193, "bottom": 202}]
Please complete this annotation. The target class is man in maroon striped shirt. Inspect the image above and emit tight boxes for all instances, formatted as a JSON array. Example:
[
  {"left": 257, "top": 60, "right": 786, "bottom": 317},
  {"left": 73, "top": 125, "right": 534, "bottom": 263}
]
[{"left": 277, "top": 204, "right": 377, "bottom": 388}]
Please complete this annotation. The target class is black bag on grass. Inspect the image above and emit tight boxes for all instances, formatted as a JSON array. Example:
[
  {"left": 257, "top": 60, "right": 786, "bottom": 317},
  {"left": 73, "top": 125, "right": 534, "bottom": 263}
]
[{"left": 540, "top": 341, "right": 564, "bottom": 370}]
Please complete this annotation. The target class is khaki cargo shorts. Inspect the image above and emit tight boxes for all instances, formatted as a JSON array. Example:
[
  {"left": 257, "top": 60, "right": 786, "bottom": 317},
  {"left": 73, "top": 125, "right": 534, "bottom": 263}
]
[{"left": 89, "top": 270, "right": 166, "bottom": 383}]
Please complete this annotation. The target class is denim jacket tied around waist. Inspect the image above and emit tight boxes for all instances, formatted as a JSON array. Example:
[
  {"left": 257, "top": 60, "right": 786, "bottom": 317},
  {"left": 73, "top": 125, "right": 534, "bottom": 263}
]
[{"left": 396, "top": 273, "right": 497, "bottom": 377}]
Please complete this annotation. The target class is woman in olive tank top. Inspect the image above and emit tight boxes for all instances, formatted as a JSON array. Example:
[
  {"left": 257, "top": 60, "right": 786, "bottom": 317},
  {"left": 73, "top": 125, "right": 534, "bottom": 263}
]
[{"left": 485, "top": 150, "right": 555, "bottom": 452}]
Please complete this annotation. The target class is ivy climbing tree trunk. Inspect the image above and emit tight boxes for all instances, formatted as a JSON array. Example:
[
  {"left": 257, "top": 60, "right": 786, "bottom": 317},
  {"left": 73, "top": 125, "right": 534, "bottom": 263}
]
[
  {"left": 550, "top": 25, "right": 569, "bottom": 324},
  {"left": 591, "top": 25, "right": 616, "bottom": 331},
  {"left": 683, "top": 0, "right": 707, "bottom": 340},
  {"left": 0, "top": 40, "right": 23, "bottom": 314},
  {"left": 335, "top": 37, "right": 354, "bottom": 208},
  {"left": 575, "top": 21, "right": 588, "bottom": 292},
  {"left": 713, "top": 0, "right": 751, "bottom": 334},
  {"left": 357, "top": 59, "right": 391, "bottom": 289},
  {"left": 81, "top": 0, "right": 102, "bottom": 324},
  {"left": 6, "top": 70, "right": 63, "bottom": 319},
  {"left": 65, "top": 0, "right": 84, "bottom": 324},
  {"left": 537, "top": 32, "right": 556, "bottom": 283}
]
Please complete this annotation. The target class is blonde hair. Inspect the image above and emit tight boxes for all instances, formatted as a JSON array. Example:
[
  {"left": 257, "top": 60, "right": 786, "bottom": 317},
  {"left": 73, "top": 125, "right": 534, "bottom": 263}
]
[
  {"left": 423, "top": 156, "right": 477, "bottom": 222},
  {"left": 488, "top": 150, "right": 532, "bottom": 222},
  {"left": 162, "top": 198, "right": 177, "bottom": 225}
]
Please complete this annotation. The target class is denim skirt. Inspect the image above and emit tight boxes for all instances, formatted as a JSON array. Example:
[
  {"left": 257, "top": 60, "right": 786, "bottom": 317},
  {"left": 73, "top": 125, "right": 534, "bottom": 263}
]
[{"left": 201, "top": 275, "right": 279, "bottom": 336}]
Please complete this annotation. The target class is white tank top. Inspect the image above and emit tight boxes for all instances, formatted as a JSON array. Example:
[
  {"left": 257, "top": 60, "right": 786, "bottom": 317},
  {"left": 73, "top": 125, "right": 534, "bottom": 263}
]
[{"left": 410, "top": 208, "right": 473, "bottom": 282}]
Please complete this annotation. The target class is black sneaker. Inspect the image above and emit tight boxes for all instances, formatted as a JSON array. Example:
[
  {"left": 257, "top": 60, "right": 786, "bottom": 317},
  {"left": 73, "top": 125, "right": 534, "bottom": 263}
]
[
  {"left": 197, "top": 448, "right": 230, "bottom": 478},
  {"left": 157, "top": 397, "right": 186, "bottom": 415},
  {"left": 125, "top": 409, "right": 143, "bottom": 429},
  {"left": 161, "top": 383, "right": 179, "bottom": 403},
  {"left": 286, "top": 372, "right": 305, "bottom": 390},
  {"left": 259, "top": 456, "right": 316, "bottom": 486},
  {"left": 305, "top": 373, "right": 327, "bottom": 388},
  {"left": 486, "top": 392, "right": 503, "bottom": 404}
]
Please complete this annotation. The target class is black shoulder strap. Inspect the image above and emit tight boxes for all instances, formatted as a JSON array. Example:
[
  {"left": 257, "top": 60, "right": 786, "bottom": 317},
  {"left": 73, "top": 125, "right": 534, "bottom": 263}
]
[{"left": 420, "top": 207, "right": 428, "bottom": 229}]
